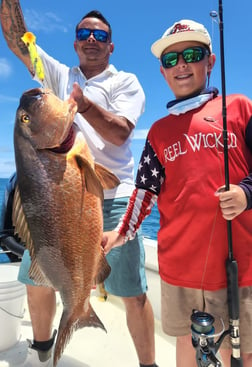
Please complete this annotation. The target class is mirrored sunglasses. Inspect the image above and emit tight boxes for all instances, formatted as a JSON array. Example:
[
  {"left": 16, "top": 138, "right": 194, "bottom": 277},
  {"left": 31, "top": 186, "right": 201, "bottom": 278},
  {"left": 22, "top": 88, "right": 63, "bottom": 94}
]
[
  {"left": 161, "top": 47, "right": 210, "bottom": 69},
  {"left": 76, "top": 28, "right": 109, "bottom": 43}
]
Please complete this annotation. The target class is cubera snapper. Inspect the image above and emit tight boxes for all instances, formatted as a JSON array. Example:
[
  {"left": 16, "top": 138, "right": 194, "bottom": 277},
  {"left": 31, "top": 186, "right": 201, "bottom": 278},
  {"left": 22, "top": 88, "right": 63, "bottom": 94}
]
[{"left": 12, "top": 88, "right": 120, "bottom": 366}]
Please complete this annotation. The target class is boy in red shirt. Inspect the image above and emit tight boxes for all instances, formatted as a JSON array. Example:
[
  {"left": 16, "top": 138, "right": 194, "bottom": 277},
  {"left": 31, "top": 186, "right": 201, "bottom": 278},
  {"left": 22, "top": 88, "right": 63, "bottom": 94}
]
[{"left": 103, "top": 19, "right": 252, "bottom": 367}]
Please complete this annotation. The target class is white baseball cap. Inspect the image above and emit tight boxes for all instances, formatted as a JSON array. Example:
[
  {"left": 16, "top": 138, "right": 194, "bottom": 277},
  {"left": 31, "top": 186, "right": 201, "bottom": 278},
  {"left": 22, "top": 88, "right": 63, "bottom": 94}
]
[{"left": 151, "top": 19, "right": 212, "bottom": 58}]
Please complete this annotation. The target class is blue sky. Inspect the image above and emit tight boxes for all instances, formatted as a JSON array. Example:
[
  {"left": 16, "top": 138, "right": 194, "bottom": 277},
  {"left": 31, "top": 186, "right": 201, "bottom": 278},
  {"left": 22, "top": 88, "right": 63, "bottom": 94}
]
[{"left": 0, "top": 0, "right": 251, "bottom": 178}]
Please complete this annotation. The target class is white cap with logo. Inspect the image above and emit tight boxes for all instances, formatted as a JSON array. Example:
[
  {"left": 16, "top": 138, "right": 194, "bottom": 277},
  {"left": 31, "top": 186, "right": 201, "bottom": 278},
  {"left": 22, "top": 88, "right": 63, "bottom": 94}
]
[{"left": 151, "top": 19, "right": 212, "bottom": 58}]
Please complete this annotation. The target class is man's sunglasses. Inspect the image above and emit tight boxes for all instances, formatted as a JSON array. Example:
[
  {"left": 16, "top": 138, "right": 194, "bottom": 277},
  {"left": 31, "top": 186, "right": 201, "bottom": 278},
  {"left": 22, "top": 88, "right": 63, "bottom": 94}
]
[
  {"left": 76, "top": 28, "right": 109, "bottom": 43},
  {"left": 161, "top": 47, "right": 210, "bottom": 69}
]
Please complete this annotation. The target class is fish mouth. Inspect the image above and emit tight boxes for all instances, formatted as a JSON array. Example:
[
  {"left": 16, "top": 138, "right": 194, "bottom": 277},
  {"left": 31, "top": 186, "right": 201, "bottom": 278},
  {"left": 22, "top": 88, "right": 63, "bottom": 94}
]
[
  {"left": 19, "top": 88, "right": 51, "bottom": 110},
  {"left": 22, "top": 87, "right": 51, "bottom": 100},
  {"left": 21, "top": 88, "right": 77, "bottom": 153}
]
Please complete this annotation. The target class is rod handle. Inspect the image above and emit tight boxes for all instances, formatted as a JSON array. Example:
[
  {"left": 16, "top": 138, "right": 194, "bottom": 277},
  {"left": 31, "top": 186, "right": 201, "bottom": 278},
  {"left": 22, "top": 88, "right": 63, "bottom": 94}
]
[{"left": 226, "top": 259, "right": 239, "bottom": 320}]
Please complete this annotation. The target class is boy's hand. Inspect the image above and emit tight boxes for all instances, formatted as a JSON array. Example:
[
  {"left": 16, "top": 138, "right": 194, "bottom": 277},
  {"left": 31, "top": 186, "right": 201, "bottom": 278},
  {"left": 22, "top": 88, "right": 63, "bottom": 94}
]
[
  {"left": 215, "top": 184, "right": 247, "bottom": 220},
  {"left": 102, "top": 231, "right": 126, "bottom": 255}
]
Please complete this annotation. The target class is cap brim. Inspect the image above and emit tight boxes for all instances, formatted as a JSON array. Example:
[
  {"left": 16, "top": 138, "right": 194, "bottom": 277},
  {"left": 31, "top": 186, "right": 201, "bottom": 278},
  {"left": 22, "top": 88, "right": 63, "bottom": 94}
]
[{"left": 151, "top": 32, "right": 211, "bottom": 58}]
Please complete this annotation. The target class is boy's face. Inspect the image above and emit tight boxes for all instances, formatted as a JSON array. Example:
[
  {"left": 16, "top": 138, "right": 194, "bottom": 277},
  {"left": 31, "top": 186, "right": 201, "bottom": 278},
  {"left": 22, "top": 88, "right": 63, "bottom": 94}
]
[{"left": 160, "top": 41, "right": 216, "bottom": 99}]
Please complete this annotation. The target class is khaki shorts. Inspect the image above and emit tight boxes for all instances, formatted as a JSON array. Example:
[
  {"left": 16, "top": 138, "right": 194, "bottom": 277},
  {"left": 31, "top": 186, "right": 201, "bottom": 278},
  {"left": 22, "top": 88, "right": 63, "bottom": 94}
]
[{"left": 161, "top": 280, "right": 252, "bottom": 353}]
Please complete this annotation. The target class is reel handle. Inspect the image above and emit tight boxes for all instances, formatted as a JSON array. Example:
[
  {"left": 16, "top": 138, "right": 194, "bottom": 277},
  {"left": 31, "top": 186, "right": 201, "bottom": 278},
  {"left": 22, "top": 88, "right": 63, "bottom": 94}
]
[{"left": 207, "top": 350, "right": 222, "bottom": 367}]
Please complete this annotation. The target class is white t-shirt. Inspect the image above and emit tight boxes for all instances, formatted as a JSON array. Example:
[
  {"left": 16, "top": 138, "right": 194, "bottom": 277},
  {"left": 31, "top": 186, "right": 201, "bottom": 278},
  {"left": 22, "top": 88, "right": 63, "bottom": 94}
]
[{"left": 36, "top": 46, "right": 145, "bottom": 199}]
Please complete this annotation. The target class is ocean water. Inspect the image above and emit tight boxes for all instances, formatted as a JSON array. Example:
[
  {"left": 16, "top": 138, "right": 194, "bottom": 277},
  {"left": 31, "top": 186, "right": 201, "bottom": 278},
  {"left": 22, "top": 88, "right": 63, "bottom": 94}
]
[{"left": 0, "top": 177, "right": 159, "bottom": 241}]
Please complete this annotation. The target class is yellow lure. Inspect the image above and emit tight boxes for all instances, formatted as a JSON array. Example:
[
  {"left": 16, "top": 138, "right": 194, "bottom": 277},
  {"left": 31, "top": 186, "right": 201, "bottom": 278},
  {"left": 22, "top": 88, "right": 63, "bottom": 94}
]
[{"left": 21, "top": 32, "right": 44, "bottom": 82}]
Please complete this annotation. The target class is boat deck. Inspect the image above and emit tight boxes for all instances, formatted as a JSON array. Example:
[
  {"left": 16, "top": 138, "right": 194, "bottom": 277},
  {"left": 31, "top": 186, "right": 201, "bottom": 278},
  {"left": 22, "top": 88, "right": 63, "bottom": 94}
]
[{"left": 0, "top": 246, "right": 177, "bottom": 367}]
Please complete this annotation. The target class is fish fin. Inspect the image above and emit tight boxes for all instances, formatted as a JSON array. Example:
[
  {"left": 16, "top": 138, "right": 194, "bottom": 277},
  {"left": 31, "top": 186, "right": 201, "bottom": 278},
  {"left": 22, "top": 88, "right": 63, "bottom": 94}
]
[
  {"left": 94, "top": 250, "right": 111, "bottom": 284},
  {"left": 12, "top": 185, "right": 53, "bottom": 288},
  {"left": 28, "top": 257, "right": 53, "bottom": 288},
  {"left": 76, "top": 155, "right": 120, "bottom": 194},
  {"left": 75, "top": 155, "right": 104, "bottom": 198},
  {"left": 94, "top": 163, "right": 120, "bottom": 189},
  {"left": 12, "top": 185, "right": 33, "bottom": 250},
  {"left": 53, "top": 302, "right": 106, "bottom": 366}
]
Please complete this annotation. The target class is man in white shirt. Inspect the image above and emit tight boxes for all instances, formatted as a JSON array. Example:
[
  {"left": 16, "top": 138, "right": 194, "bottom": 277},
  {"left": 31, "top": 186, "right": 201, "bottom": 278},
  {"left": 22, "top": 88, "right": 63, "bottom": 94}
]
[{"left": 0, "top": 4, "right": 157, "bottom": 367}]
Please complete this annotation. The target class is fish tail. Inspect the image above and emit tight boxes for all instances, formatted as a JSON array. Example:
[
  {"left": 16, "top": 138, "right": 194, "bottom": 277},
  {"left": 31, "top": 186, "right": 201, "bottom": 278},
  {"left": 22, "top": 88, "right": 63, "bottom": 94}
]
[{"left": 53, "top": 303, "right": 106, "bottom": 366}]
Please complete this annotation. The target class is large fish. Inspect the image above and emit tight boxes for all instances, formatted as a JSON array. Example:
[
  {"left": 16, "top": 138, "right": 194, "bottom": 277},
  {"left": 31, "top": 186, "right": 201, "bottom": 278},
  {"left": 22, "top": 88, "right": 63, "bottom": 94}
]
[{"left": 12, "top": 88, "right": 120, "bottom": 366}]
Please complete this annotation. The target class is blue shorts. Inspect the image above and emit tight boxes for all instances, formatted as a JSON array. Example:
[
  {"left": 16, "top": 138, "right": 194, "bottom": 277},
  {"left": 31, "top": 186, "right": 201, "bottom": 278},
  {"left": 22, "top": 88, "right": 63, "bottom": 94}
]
[{"left": 18, "top": 197, "right": 148, "bottom": 297}]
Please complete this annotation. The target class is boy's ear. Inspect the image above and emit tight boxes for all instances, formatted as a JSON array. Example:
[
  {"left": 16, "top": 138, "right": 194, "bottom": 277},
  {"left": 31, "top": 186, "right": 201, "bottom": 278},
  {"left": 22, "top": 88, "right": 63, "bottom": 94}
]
[
  {"left": 160, "top": 64, "right": 165, "bottom": 77},
  {"left": 208, "top": 53, "right": 216, "bottom": 72}
]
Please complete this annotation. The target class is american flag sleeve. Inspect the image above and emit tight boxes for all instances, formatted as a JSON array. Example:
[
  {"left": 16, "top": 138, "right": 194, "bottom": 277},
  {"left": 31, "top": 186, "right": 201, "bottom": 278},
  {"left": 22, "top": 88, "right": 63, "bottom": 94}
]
[{"left": 116, "top": 139, "right": 164, "bottom": 240}]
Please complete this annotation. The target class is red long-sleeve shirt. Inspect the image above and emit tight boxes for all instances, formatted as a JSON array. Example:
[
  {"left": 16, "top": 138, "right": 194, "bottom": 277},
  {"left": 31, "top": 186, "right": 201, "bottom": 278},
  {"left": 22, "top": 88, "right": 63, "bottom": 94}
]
[{"left": 118, "top": 93, "right": 252, "bottom": 291}]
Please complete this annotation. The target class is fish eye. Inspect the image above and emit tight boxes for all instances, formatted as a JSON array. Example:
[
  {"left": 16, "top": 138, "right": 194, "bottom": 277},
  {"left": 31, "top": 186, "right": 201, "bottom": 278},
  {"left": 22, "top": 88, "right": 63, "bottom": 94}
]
[{"left": 20, "top": 114, "right": 30, "bottom": 124}]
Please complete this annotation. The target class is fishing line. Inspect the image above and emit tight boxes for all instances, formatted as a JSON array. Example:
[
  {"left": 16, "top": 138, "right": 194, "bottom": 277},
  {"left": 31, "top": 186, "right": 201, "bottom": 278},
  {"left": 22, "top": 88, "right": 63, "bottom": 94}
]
[{"left": 210, "top": 10, "right": 218, "bottom": 54}]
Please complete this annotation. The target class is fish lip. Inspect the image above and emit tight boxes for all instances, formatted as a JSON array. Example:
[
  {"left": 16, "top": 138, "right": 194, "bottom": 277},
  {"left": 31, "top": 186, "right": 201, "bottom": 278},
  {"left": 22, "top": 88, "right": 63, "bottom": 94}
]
[
  {"left": 19, "top": 88, "right": 52, "bottom": 109},
  {"left": 22, "top": 87, "right": 51, "bottom": 99},
  {"left": 18, "top": 88, "right": 50, "bottom": 117}
]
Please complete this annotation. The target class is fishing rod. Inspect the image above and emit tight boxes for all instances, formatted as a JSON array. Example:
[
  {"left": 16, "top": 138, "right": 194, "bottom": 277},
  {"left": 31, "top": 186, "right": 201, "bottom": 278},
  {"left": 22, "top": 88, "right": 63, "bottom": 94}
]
[
  {"left": 191, "top": 1, "right": 243, "bottom": 366},
  {"left": 217, "top": 1, "right": 243, "bottom": 365}
]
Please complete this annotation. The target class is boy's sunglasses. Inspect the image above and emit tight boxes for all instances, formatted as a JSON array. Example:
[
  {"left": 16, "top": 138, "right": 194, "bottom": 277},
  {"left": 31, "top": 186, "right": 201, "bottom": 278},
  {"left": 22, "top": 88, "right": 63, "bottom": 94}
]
[
  {"left": 161, "top": 47, "right": 210, "bottom": 69},
  {"left": 76, "top": 28, "right": 109, "bottom": 43}
]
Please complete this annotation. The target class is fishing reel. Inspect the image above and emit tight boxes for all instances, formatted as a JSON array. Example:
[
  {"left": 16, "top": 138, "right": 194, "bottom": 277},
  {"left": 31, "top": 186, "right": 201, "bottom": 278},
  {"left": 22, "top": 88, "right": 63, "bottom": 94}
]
[{"left": 191, "top": 310, "right": 230, "bottom": 367}]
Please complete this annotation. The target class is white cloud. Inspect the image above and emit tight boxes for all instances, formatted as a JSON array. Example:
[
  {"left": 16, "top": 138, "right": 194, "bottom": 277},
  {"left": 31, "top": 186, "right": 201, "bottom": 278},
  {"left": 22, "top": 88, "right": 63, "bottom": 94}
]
[
  {"left": 133, "top": 129, "right": 149, "bottom": 140},
  {"left": 0, "top": 58, "right": 12, "bottom": 78},
  {"left": 24, "top": 9, "right": 69, "bottom": 33},
  {"left": 0, "top": 94, "right": 19, "bottom": 103}
]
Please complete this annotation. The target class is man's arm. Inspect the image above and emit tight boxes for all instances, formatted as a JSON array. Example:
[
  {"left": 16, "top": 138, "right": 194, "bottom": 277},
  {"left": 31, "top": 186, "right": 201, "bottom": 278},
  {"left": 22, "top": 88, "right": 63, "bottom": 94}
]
[
  {"left": 70, "top": 82, "right": 134, "bottom": 146},
  {"left": 0, "top": 0, "right": 33, "bottom": 74},
  {"left": 81, "top": 104, "right": 134, "bottom": 146}
]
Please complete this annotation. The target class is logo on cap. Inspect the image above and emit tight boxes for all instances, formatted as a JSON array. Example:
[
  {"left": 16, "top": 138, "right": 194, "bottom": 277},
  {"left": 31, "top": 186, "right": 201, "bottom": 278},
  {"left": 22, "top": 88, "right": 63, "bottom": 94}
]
[{"left": 169, "top": 23, "right": 192, "bottom": 35}]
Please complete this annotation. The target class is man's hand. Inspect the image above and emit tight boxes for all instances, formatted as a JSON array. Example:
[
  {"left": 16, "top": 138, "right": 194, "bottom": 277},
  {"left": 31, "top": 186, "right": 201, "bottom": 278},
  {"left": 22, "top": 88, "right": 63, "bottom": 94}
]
[
  {"left": 70, "top": 82, "right": 92, "bottom": 113},
  {"left": 70, "top": 82, "right": 133, "bottom": 146},
  {"left": 102, "top": 231, "right": 126, "bottom": 255},
  {"left": 215, "top": 184, "right": 247, "bottom": 220}
]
